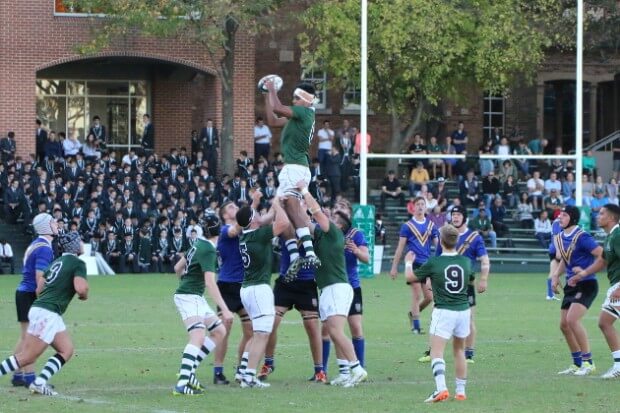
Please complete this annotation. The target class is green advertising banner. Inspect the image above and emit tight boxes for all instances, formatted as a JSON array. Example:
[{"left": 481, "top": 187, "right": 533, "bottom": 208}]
[{"left": 352, "top": 204, "right": 375, "bottom": 278}]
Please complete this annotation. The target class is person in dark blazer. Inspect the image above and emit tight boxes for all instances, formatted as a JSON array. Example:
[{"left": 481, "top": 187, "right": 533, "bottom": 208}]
[
  {"left": 0, "top": 131, "right": 16, "bottom": 163},
  {"left": 141, "top": 114, "right": 154, "bottom": 154},
  {"left": 200, "top": 119, "right": 219, "bottom": 177},
  {"left": 89, "top": 115, "right": 107, "bottom": 145},
  {"left": 35, "top": 119, "right": 48, "bottom": 164}
]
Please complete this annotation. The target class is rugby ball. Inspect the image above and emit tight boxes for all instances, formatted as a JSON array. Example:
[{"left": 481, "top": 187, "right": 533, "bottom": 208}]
[{"left": 258, "top": 74, "right": 283, "bottom": 93}]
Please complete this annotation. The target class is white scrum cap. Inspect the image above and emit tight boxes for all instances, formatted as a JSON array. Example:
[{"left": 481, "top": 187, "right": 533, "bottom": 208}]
[{"left": 32, "top": 213, "right": 55, "bottom": 236}]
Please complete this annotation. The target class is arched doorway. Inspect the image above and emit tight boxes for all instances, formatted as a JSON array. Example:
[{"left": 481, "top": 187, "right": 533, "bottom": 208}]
[{"left": 543, "top": 80, "right": 591, "bottom": 150}]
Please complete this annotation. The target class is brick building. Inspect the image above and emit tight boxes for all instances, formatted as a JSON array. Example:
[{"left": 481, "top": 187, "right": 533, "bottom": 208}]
[{"left": 0, "top": 1, "right": 255, "bottom": 160}]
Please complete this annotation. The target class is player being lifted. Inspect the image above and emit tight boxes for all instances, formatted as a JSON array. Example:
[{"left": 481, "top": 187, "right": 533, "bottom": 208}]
[
  {"left": 597, "top": 204, "right": 620, "bottom": 378},
  {"left": 11, "top": 213, "right": 58, "bottom": 387},
  {"left": 0, "top": 232, "right": 89, "bottom": 396},
  {"left": 550, "top": 206, "right": 601, "bottom": 376},
  {"left": 298, "top": 181, "right": 368, "bottom": 387},
  {"left": 263, "top": 77, "right": 320, "bottom": 277},
  {"left": 172, "top": 215, "right": 232, "bottom": 395},
  {"left": 405, "top": 224, "right": 474, "bottom": 402},
  {"left": 236, "top": 197, "right": 289, "bottom": 388},
  {"left": 390, "top": 196, "right": 438, "bottom": 334}
]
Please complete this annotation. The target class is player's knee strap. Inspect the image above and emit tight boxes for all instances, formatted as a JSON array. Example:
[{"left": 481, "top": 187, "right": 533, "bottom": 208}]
[
  {"left": 276, "top": 310, "right": 285, "bottom": 318},
  {"left": 302, "top": 314, "right": 319, "bottom": 321},
  {"left": 240, "top": 315, "right": 251, "bottom": 323},
  {"left": 187, "top": 322, "right": 206, "bottom": 332},
  {"left": 207, "top": 319, "right": 222, "bottom": 332}
]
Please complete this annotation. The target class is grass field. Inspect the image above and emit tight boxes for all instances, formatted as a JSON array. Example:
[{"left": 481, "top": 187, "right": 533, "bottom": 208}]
[{"left": 0, "top": 272, "right": 617, "bottom": 413}]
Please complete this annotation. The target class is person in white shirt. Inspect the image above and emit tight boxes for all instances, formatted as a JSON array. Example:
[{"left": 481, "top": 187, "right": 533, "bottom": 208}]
[
  {"left": 253, "top": 117, "right": 272, "bottom": 162},
  {"left": 316, "top": 120, "right": 334, "bottom": 172},
  {"left": 0, "top": 239, "right": 15, "bottom": 274},
  {"left": 526, "top": 170, "right": 545, "bottom": 210},
  {"left": 62, "top": 131, "right": 82, "bottom": 157},
  {"left": 534, "top": 210, "right": 552, "bottom": 248},
  {"left": 185, "top": 220, "right": 204, "bottom": 239},
  {"left": 121, "top": 149, "right": 138, "bottom": 167}
]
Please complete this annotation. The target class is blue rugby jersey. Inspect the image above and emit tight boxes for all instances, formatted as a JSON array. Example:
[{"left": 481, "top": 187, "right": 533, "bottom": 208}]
[
  {"left": 18, "top": 236, "right": 54, "bottom": 293},
  {"left": 279, "top": 237, "right": 315, "bottom": 281},
  {"left": 548, "top": 218, "right": 562, "bottom": 256},
  {"left": 216, "top": 224, "right": 244, "bottom": 283},
  {"left": 554, "top": 226, "right": 599, "bottom": 282},
  {"left": 436, "top": 228, "right": 487, "bottom": 265},
  {"left": 344, "top": 228, "right": 368, "bottom": 289},
  {"left": 399, "top": 217, "right": 439, "bottom": 265}
]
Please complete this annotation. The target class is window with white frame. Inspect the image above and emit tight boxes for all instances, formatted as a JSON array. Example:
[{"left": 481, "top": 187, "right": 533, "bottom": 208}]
[
  {"left": 301, "top": 67, "right": 326, "bottom": 109},
  {"left": 482, "top": 92, "right": 504, "bottom": 139},
  {"left": 342, "top": 82, "right": 361, "bottom": 111}
]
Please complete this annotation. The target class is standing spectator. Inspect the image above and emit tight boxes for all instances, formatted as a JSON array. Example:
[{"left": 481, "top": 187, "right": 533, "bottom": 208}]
[
  {"left": 481, "top": 171, "right": 500, "bottom": 209},
  {"left": 441, "top": 136, "right": 457, "bottom": 179},
  {"left": 490, "top": 127, "right": 502, "bottom": 148},
  {"left": 426, "top": 136, "right": 443, "bottom": 179},
  {"left": 353, "top": 127, "right": 372, "bottom": 155},
  {"left": 325, "top": 146, "right": 342, "bottom": 199},
  {"left": 63, "top": 130, "right": 82, "bottom": 157},
  {"left": 88, "top": 116, "right": 107, "bottom": 146},
  {"left": 0, "top": 131, "right": 16, "bottom": 163},
  {"left": 336, "top": 119, "right": 355, "bottom": 157},
  {"left": 451, "top": 121, "right": 468, "bottom": 154},
  {"left": 380, "top": 170, "right": 405, "bottom": 212},
  {"left": 190, "top": 129, "right": 201, "bottom": 155},
  {"left": 141, "top": 113, "right": 155, "bottom": 155},
  {"left": 35, "top": 119, "right": 47, "bottom": 164},
  {"left": 534, "top": 210, "right": 552, "bottom": 248},
  {"left": 201, "top": 119, "right": 219, "bottom": 177},
  {"left": 317, "top": 120, "right": 334, "bottom": 172},
  {"left": 253, "top": 117, "right": 272, "bottom": 161},
  {"left": 408, "top": 161, "right": 429, "bottom": 197},
  {"left": 0, "top": 239, "right": 15, "bottom": 274}
]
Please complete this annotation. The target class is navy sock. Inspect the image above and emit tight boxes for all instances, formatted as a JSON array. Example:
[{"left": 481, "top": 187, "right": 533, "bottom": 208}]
[
  {"left": 23, "top": 372, "right": 35, "bottom": 385},
  {"left": 352, "top": 337, "right": 365, "bottom": 368},
  {"left": 546, "top": 278, "right": 554, "bottom": 297},
  {"left": 413, "top": 319, "right": 421, "bottom": 332},
  {"left": 571, "top": 351, "right": 583, "bottom": 367},
  {"left": 214, "top": 366, "right": 224, "bottom": 375},
  {"left": 322, "top": 339, "right": 331, "bottom": 372},
  {"left": 582, "top": 352, "right": 593, "bottom": 364},
  {"left": 465, "top": 347, "right": 474, "bottom": 359},
  {"left": 264, "top": 356, "right": 274, "bottom": 368},
  {"left": 314, "top": 364, "right": 323, "bottom": 374}
]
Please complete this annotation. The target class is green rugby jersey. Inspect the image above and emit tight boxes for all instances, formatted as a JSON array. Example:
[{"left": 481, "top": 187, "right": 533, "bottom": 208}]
[
  {"left": 413, "top": 254, "right": 474, "bottom": 311},
  {"left": 176, "top": 238, "right": 217, "bottom": 296},
  {"left": 240, "top": 226, "right": 274, "bottom": 287},
  {"left": 280, "top": 105, "right": 315, "bottom": 166},
  {"left": 314, "top": 222, "right": 348, "bottom": 290},
  {"left": 604, "top": 225, "right": 620, "bottom": 285},
  {"left": 33, "top": 254, "right": 87, "bottom": 316}
]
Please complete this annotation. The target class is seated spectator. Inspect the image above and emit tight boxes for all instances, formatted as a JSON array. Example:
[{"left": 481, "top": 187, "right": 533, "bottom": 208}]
[
  {"left": 82, "top": 133, "right": 101, "bottom": 161},
  {"left": 425, "top": 191, "right": 438, "bottom": 214},
  {"left": 544, "top": 172, "right": 562, "bottom": 196},
  {"left": 606, "top": 178, "right": 619, "bottom": 205},
  {"left": 517, "top": 192, "right": 534, "bottom": 229},
  {"left": 490, "top": 196, "right": 511, "bottom": 244},
  {"left": 459, "top": 169, "right": 480, "bottom": 206},
  {"left": 426, "top": 136, "right": 444, "bottom": 179},
  {"left": 526, "top": 170, "right": 544, "bottom": 210},
  {"left": 499, "top": 160, "right": 518, "bottom": 184},
  {"left": 0, "top": 239, "right": 15, "bottom": 274},
  {"left": 432, "top": 177, "right": 448, "bottom": 210},
  {"left": 562, "top": 172, "right": 576, "bottom": 200},
  {"left": 591, "top": 188, "right": 610, "bottom": 229},
  {"left": 469, "top": 208, "right": 497, "bottom": 249},
  {"left": 534, "top": 210, "right": 552, "bottom": 249},
  {"left": 544, "top": 189, "right": 563, "bottom": 219},
  {"left": 63, "top": 131, "right": 82, "bottom": 157},
  {"left": 380, "top": 170, "right": 405, "bottom": 212},
  {"left": 583, "top": 149, "right": 597, "bottom": 177},
  {"left": 408, "top": 161, "right": 429, "bottom": 196},
  {"left": 594, "top": 175, "right": 606, "bottom": 196},
  {"left": 446, "top": 197, "right": 463, "bottom": 223},
  {"left": 482, "top": 171, "right": 500, "bottom": 209},
  {"left": 44, "top": 131, "right": 63, "bottom": 162},
  {"left": 502, "top": 175, "right": 517, "bottom": 208},
  {"left": 428, "top": 205, "right": 447, "bottom": 229},
  {"left": 495, "top": 137, "right": 511, "bottom": 163}
]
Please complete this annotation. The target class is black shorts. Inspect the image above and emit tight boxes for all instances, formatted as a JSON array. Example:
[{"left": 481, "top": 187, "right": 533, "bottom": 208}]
[
  {"left": 348, "top": 287, "right": 363, "bottom": 316},
  {"left": 561, "top": 279, "right": 598, "bottom": 310},
  {"left": 15, "top": 290, "right": 37, "bottom": 323},
  {"left": 216, "top": 281, "right": 245, "bottom": 314},
  {"left": 467, "top": 284, "right": 476, "bottom": 307},
  {"left": 273, "top": 278, "right": 318, "bottom": 312}
]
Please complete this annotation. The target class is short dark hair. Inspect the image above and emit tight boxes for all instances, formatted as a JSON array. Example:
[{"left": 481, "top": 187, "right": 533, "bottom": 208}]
[
  {"left": 603, "top": 204, "right": 620, "bottom": 223},
  {"left": 295, "top": 82, "right": 316, "bottom": 96},
  {"left": 236, "top": 206, "right": 254, "bottom": 228}
]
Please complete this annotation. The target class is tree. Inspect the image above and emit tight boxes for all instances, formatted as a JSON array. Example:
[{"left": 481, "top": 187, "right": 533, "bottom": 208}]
[
  {"left": 70, "top": 0, "right": 282, "bottom": 175},
  {"left": 299, "top": 0, "right": 571, "bottom": 173}
]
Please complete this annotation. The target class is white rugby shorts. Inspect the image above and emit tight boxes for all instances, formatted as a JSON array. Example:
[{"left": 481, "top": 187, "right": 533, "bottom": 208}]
[
  {"left": 603, "top": 282, "right": 620, "bottom": 317},
  {"left": 240, "top": 284, "right": 275, "bottom": 333},
  {"left": 27, "top": 307, "right": 66, "bottom": 344},
  {"left": 319, "top": 283, "right": 354, "bottom": 321},
  {"left": 174, "top": 293, "right": 216, "bottom": 321},
  {"left": 429, "top": 308, "right": 471, "bottom": 340},
  {"left": 276, "top": 164, "right": 311, "bottom": 197}
]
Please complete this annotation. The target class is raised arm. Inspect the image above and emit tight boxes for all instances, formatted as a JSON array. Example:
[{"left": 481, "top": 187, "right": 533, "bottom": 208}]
[
  {"left": 298, "top": 181, "right": 329, "bottom": 231},
  {"left": 263, "top": 79, "right": 289, "bottom": 127}
]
